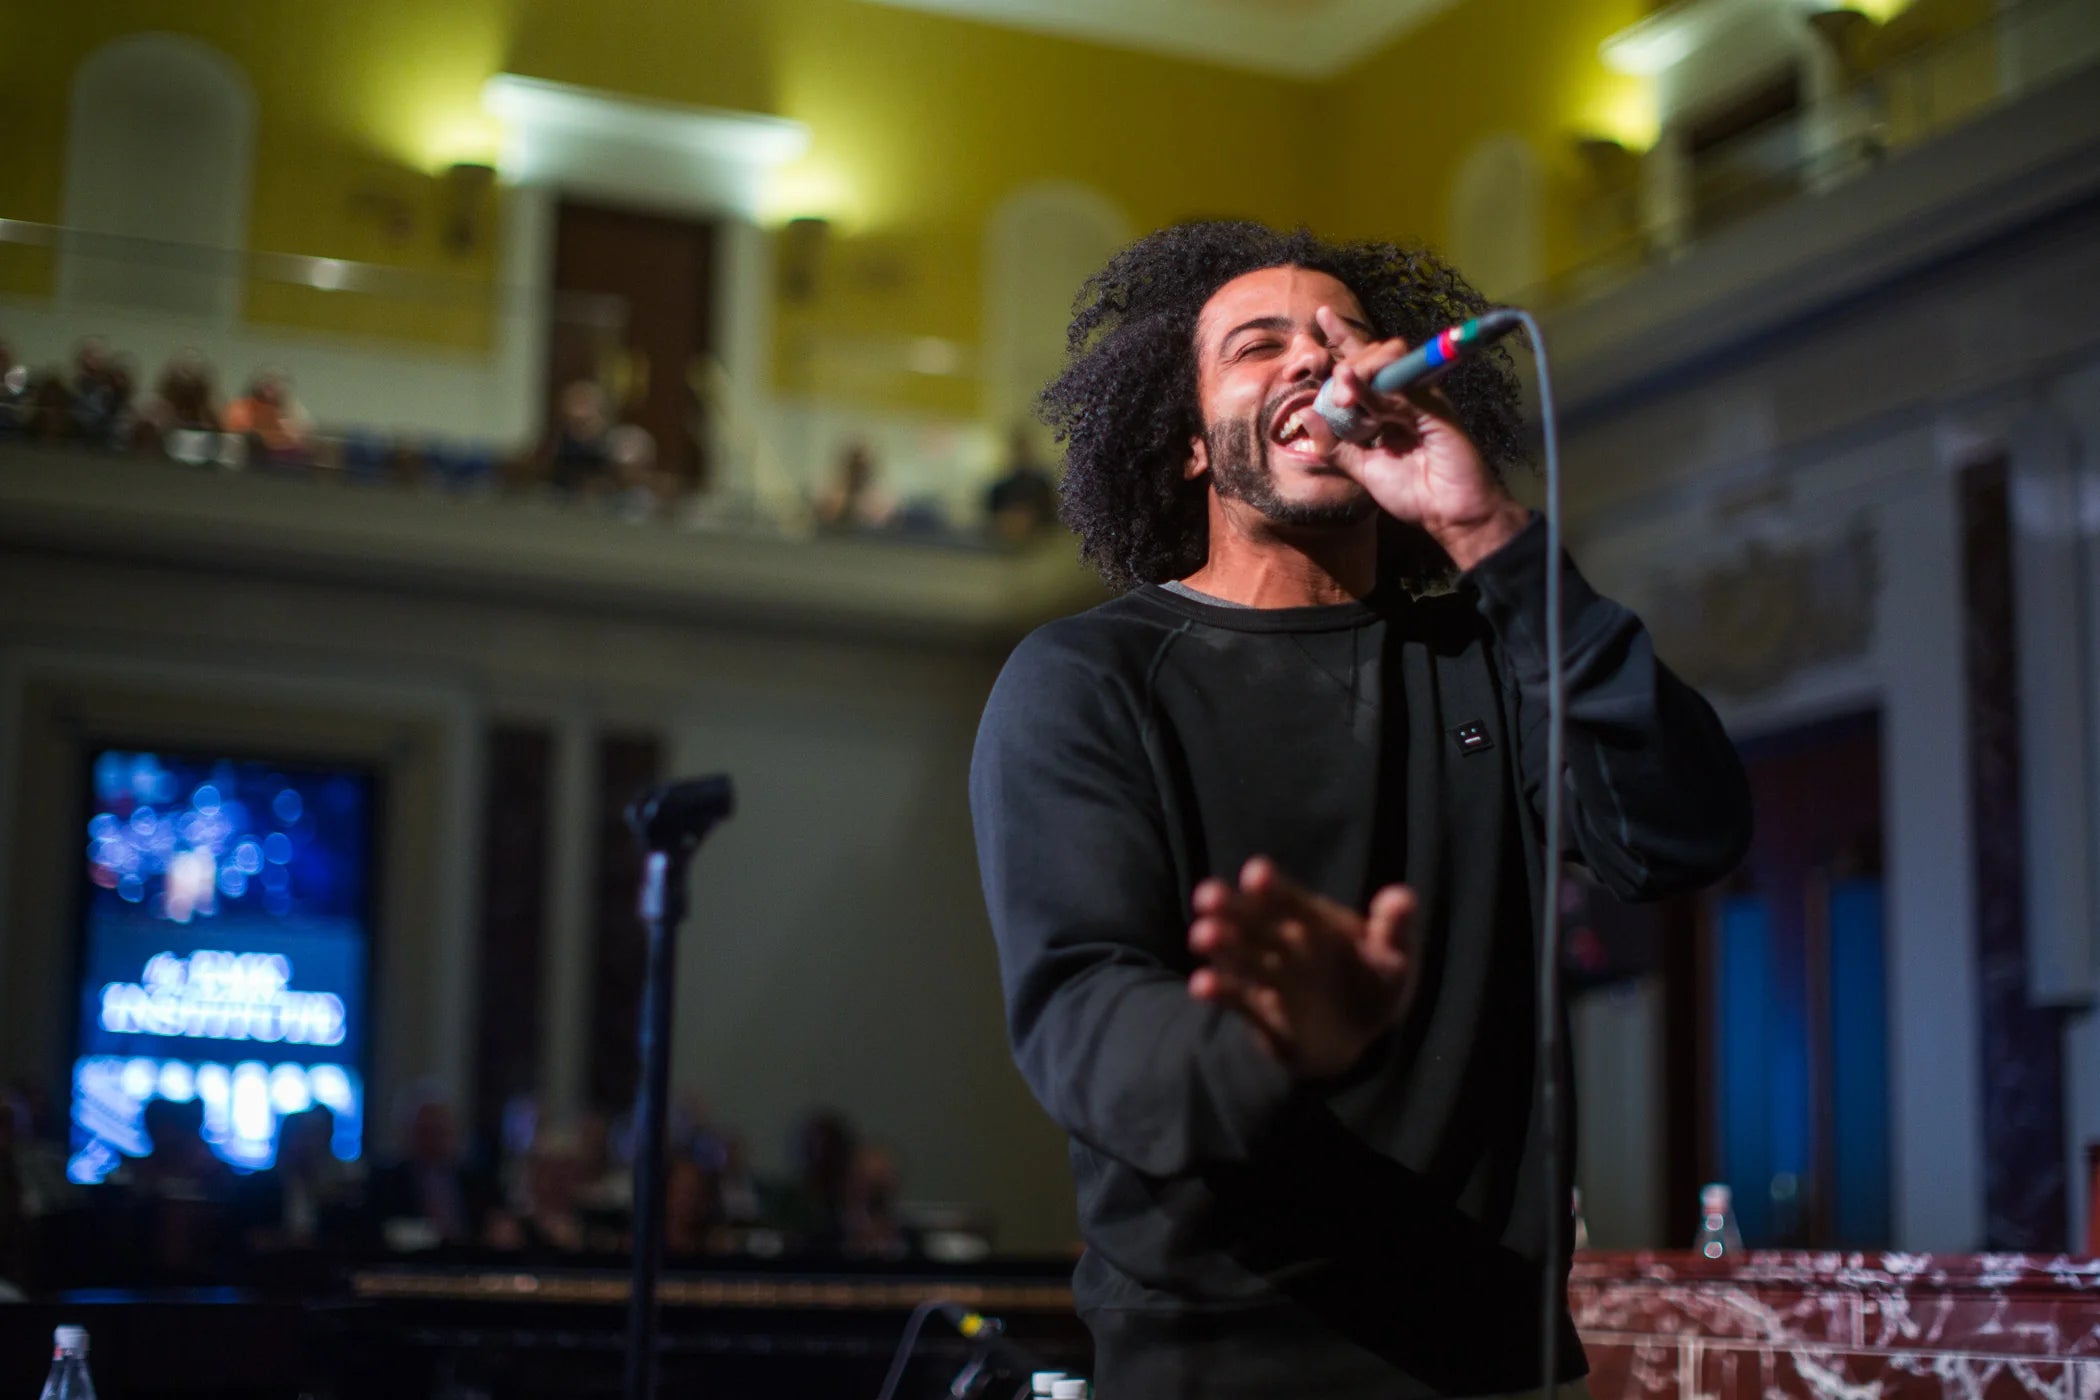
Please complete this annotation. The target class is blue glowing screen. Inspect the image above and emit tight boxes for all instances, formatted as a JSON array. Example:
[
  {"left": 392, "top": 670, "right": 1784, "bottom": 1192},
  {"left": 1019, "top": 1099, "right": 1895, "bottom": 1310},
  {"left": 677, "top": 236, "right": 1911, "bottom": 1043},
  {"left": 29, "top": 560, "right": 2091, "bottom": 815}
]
[{"left": 70, "top": 750, "right": 373, "bottom": 1183}]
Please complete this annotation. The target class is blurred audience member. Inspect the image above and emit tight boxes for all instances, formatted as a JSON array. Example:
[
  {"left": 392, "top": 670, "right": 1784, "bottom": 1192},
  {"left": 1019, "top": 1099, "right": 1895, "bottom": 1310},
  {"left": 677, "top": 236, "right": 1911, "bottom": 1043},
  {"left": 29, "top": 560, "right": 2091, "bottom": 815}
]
[
  {"left": 486, "top": 1118, "right": 623, "bottom": 1255},
  {"left": 2, "top": 1083, "right": 67, "bottom": 1216},
  {"left": 137, "top": 348, "right": 224, "bottom": 463},
  {"left": 892, "top": 494, "right": 954, "bottom": 536},
  {"left": 663, "top": 1154, "right": 722, "bottom": 1258},
  {"left": 985, "top": 427, "right": 1059, "bottom": 543},
  {"left": 494, "top": 1091, "right": 540, "bottom": 1215},
  {"left": 840, "top": 1141, "right": 915, "bottom": 1259},
  {"left": 237, "top": 1105, "right": 359, "bottom": 1253},
  {"left": 368, "top": 1095, "right": 491, "bottom": 1250},
  {"left": 0, "top": 342, "right": 33, "bottom": 439},
  {"left": 514, "top": 1125, "right": 590, "bottom": 1253},
  {"left": 29, "top": 370, "right": 71, "bottom": 442},
  {"left": 67, "top": 337, "right": 134, "bottom": 449},
  {"left": 389, "top": 438, "right": 427, "bottom": 489},
  {"left": 813, "top": 443, "right": 897, "bottom": 532},
  {"left": 224, "top": 370, "right": 315, "bottom": 465},
  {"left": 0, "top": 1085, "right": 72, "bottom": 1297},
  {"left": 604, "top": 423, "right": 663, "bottom": 522},
  {"left": 571, "top": 1108, "right": 631, "bottom": 1217},
  {"left": 778, "top": 1109, "right": 858, "bottom": 1251},
  {"left": 112, "top": 1097, "right": 236, "bottom": 1283},
  {"left": 119, "top": 1097, "right": 231, "bottom": 1200},
  {"left": 0, "top": 340, "right": 29, "bottom": 438},
  {"left": 706, "top": 1130, "right": 765, "bottom": 1226},
  {"left": 544, "top": 379, "right": 612, "bottom": 495}
]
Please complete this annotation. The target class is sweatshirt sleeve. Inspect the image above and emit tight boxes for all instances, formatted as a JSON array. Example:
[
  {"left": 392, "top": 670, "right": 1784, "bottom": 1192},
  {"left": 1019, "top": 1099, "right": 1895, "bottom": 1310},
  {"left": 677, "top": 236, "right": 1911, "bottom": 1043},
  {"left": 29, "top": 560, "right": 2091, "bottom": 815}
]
[
  {"left": 1467, "top": 514, "right": 1753, "bottom": 900},
  {"left": 969, "top": 623, "right": 1298, "bottom": 1179}
]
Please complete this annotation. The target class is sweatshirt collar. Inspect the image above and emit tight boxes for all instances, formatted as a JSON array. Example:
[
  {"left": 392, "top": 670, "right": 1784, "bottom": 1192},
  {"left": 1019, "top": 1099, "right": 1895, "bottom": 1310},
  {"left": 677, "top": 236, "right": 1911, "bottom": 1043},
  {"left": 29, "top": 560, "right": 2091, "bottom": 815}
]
[{"left": 1134, "top": 582, "right": 1391, "bottom": 633}]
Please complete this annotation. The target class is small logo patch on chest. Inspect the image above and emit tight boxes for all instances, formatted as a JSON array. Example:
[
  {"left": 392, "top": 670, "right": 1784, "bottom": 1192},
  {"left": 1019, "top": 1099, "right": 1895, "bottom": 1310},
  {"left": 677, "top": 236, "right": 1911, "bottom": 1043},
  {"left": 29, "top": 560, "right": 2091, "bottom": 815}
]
[{"left": 1452, "top": 721, "right": 1493, "bottom": 754}]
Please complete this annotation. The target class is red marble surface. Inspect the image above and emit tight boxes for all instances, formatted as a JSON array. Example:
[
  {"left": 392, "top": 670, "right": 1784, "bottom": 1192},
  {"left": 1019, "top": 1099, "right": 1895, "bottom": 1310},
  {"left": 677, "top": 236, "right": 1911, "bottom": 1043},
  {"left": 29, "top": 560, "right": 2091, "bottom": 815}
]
[{"left": 1570, "top": 1251, "right": 2100, "bottom": 1398}]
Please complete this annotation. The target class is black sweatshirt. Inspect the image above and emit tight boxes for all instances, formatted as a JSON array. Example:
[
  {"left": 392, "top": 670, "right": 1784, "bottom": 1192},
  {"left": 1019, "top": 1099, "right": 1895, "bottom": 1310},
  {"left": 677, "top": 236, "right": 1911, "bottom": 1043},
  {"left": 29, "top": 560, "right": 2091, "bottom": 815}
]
[{"left": 969, "top": 518, "right": 1752, "bottom": 1399}]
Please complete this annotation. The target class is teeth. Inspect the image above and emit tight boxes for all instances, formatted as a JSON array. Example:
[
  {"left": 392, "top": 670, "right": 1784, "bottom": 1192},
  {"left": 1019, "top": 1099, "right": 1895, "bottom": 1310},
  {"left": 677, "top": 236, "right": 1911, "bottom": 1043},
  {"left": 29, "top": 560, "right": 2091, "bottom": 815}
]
[{"left": 1276, "top": 407, "right": 1311, "bottom": 443}]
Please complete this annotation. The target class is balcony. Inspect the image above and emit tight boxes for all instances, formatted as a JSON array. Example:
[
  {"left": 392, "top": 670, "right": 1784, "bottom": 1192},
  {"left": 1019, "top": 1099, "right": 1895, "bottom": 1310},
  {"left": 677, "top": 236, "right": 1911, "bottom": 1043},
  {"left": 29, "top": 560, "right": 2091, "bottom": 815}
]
[
  {"left": 1539, "top": 0, "right": 2100, "bottom": 414},
  {"left": 0, "top": 219, "right": 1101, "bottom": 644}
]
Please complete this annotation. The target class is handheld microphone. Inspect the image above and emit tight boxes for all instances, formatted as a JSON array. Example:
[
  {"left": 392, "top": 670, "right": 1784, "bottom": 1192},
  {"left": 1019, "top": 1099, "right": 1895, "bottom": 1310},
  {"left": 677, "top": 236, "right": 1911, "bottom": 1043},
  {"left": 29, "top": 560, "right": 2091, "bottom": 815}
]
[{"left": 1312, "top": 307, "right": 1526, "bottom": 443}]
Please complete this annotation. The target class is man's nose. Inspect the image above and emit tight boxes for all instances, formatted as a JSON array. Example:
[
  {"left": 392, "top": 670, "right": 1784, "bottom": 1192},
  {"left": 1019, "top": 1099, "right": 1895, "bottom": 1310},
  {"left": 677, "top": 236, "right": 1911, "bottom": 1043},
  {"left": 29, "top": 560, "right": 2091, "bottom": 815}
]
[{"left": 1282, "top": 329, "right": 1334, "bottom": 382}]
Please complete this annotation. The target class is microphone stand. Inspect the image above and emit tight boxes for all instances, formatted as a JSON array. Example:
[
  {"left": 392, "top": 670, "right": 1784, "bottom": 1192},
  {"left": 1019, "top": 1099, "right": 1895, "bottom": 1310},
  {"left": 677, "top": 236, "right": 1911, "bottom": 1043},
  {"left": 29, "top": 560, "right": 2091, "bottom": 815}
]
[{"left": 622, "top": 776, "right": 735, "bottom": 1400}]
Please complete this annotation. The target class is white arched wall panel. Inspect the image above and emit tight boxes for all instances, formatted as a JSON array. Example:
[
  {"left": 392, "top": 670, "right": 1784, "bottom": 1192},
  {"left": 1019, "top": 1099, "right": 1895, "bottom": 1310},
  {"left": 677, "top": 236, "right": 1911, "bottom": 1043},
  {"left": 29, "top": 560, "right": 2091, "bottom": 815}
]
[
  {"left": 60, "top": 33, "right": 256, "bottom": 321},
  {"left": 983, "top": 182, "right": 1132, "bottom": 438},
  {"left": 1446, "top": 133, "right": 1543, "bottom": 302}
]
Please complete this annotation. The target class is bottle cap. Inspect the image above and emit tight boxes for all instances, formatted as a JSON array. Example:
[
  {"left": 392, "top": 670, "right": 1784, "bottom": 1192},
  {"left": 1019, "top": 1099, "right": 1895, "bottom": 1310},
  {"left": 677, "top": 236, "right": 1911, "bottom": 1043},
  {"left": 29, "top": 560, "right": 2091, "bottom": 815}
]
[
  {"left": 1700, "top": 1182, "right": 1732, "bottom": 1210},
  {"left": 1030, "top": 1374, "right": 1068, "bottom": 1395},
  {"left": 1050, "top": 1382, "right": 1088, "bottom": 1400},
  {"left": 53, "top": 1325, "right": 88, "bottom": 1354}
]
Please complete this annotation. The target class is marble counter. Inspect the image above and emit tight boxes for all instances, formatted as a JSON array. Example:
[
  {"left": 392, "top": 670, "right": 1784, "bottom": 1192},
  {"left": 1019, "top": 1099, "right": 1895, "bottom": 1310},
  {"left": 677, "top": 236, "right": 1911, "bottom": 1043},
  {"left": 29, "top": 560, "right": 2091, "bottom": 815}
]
[{"left": 1571, "top": 1251, "right": 2100, "bottom": 1398}]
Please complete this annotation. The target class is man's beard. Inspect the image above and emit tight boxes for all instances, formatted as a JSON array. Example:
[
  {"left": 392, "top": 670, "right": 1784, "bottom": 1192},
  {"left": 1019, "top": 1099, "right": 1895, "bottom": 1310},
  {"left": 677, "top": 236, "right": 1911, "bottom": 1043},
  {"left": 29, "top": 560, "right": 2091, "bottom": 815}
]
[{"left": 1205, "top": 406, "right": 1376, "bottom": 530}]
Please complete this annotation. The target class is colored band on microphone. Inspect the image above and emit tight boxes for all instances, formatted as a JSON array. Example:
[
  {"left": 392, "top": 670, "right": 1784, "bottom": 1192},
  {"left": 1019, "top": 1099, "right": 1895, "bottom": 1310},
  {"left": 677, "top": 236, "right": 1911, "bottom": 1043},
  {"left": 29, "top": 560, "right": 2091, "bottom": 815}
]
[{"left": 1425, "top": 316, "right": 1493, "bottom": 370}]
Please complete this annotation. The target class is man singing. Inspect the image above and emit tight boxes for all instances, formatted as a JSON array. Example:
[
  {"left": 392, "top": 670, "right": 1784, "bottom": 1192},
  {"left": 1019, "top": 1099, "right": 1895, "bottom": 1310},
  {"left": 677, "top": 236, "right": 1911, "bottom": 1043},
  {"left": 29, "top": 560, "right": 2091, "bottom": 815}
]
[{"left": 969, "top": 222, "right": 1751, "bottom": 1399}]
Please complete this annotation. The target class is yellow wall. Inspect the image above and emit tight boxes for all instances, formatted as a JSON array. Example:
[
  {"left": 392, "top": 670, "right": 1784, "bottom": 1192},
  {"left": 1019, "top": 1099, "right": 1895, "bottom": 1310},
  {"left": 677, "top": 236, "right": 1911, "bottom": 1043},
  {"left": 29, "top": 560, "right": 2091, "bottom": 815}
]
[
  {"left": 1319, "top": 0, "right": 1655, "bottom": 289},
  {"left": 0, "top": 1, "right": 510, "bottom": 349},
  {"left": 0, "top": 0, "right": 1977, "bottom": 416},
  {"left": 2, "top": 0, "right": 1321, "bottom": 406},
  {"left": 752, "top": 0, "right": 1324, "bottom": 414}
]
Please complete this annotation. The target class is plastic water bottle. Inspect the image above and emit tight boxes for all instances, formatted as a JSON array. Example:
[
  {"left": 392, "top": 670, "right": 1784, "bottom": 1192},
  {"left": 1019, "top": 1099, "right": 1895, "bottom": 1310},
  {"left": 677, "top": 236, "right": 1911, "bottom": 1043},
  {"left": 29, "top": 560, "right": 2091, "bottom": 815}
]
[
  {"left": 38, "top": 1326, "right": 97, "bottom": 1400},
  {"left": 1693, "top": 1182, "right": 1743, "bottom": 1260}
]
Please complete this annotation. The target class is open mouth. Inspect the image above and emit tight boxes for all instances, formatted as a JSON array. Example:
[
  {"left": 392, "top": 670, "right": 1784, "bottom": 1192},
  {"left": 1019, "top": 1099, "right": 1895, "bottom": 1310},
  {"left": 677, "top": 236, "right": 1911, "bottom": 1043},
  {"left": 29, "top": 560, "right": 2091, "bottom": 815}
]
[{"left": 1268, "top": 391, "right": 1339, "bottom": 462}]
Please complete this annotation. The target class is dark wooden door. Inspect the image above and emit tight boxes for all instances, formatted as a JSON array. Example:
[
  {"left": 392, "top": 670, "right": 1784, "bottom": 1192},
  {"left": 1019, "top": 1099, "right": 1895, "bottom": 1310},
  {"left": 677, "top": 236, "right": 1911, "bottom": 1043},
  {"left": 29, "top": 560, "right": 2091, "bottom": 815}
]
[{"left": 548, "top": 201, "right": 717, "bottom": 489}]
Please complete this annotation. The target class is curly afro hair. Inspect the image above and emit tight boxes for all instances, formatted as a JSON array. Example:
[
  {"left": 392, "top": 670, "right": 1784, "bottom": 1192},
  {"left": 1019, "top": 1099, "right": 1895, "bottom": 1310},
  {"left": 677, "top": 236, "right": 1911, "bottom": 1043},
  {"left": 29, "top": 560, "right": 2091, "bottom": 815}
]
[{"left": 1038, "top": 221, "right": 1527, "bottom": 592}]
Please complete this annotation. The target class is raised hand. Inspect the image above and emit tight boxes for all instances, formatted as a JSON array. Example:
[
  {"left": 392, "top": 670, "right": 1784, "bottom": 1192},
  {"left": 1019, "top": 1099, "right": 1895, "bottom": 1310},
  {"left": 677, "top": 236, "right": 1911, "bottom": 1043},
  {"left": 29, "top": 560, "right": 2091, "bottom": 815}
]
[{"left": 1187, "top": 856, "right": 1416, "bottom": 1079}]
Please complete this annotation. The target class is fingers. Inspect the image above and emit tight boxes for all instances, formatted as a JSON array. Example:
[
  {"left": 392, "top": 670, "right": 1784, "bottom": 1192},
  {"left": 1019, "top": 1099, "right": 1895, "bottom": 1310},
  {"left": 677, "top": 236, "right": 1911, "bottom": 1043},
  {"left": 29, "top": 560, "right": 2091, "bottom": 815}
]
[
  {"left": 1193, "top": 864, "right": 1314, "bottom": 947},
  {"left": 1189, "top": 909, "right": 1300, "bottom": 986},
  {"left": 1239, "top": 856, "right": 1351, "bottom": 932},
  {"left": 1191, "top": 858, "right": 1392, "bottom": 973},
  {"left": 1188, "top": 876, "right": 1273, "bottom": 965},
  {"left": 1314, "top": 304, "right": 1370, "bottom": 356},
  {"left": 1188, "top": 873, "right": 1422, "bottom": 1075},
  {"left": 1364, "top": 884, "right": 1417, "bottom": 973}
]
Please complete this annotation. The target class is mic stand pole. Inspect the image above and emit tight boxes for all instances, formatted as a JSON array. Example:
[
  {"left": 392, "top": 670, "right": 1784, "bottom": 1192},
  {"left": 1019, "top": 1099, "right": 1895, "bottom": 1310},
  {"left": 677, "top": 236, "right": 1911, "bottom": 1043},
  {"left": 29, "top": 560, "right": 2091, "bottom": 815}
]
[{"left": 622, "top": 776, "right": 736, "bottom": 1400}]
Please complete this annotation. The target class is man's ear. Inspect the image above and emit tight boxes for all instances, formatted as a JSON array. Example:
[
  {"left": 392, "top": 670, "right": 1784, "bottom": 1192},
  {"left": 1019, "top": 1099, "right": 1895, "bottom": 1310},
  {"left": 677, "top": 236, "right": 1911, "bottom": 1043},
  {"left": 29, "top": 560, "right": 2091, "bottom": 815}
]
[{"left": 1183, "top": 434, "right": 1209, "bottom": 482}]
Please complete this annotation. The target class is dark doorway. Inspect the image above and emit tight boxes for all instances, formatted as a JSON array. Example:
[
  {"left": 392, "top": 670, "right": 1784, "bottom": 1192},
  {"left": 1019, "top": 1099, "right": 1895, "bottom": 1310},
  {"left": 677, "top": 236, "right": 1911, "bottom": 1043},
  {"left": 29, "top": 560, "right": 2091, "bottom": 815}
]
[
  {"left": 1662, "top": 709, "right": 1890, "bottom": 1247},
  {"left": 548, "top": 201, "right": 717, "bottom": 490}
]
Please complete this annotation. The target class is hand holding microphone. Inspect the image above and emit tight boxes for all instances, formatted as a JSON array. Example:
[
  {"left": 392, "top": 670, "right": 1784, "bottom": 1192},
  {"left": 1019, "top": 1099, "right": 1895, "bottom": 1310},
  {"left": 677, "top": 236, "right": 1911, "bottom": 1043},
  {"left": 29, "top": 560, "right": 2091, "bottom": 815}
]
[
  {"left": 1307, "top": 304, "right": 1532, "bottom": 571},
  {"left": 1312, "top": 306, "right": 1526, "bottom": 442}
]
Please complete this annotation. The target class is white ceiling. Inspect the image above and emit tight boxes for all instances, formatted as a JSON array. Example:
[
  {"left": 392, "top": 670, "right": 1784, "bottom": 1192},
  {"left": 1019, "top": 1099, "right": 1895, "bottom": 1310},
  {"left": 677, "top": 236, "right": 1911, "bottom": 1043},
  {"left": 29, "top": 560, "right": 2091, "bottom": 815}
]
[{"left": 852, "top": 0, "right": 1469, "bottom": 79}]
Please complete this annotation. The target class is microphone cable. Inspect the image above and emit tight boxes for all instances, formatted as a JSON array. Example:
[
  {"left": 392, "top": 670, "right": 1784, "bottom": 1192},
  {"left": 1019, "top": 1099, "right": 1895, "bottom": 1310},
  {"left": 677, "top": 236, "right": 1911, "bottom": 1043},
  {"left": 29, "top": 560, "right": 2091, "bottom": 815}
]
[
  {"left": 874, "top": 1297, "right": 947, "bottom": 1400},
  {"left": 1517, "top": 308, "right": 1570, "bottom": 1400}
]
